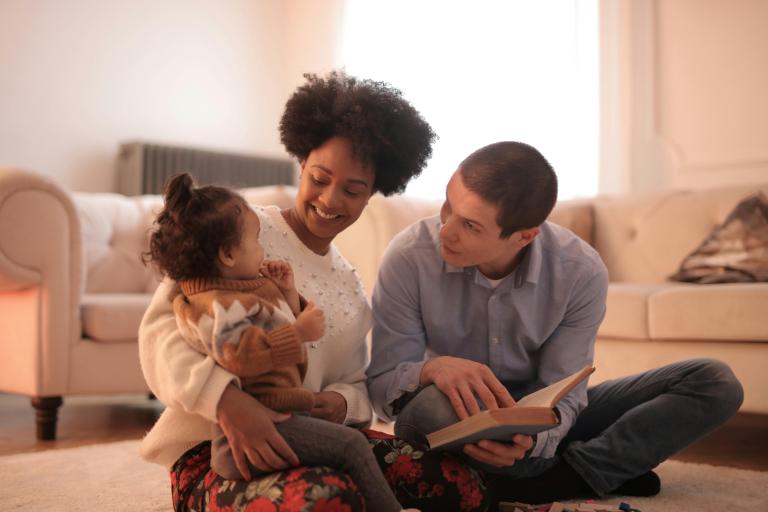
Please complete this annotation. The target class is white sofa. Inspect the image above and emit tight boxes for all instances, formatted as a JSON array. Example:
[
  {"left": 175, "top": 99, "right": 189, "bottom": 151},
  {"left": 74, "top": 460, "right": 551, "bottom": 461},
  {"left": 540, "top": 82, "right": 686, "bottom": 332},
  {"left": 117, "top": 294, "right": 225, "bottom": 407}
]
[{"left": 0, "top": 167, "right": 765, "bottom": 440}]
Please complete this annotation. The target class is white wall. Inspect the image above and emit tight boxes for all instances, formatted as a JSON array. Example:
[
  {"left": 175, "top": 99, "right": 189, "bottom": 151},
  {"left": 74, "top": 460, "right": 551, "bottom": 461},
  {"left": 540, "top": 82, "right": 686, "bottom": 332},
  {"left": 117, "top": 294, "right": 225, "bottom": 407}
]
[
  {"left": 4, "top": 0, "right": 764, "bottom": 196},
  {"left": 601, "top": 0, "right": 768, "bottom": 195},
  {"left": 0, "top": 0, "right": 292, "bottom": 192},
  {"left": 283, "top": 0, "right": 347, "bottom": 95},
  {"left": 657, "top": 0, "right": 768, "bottom": 190}
]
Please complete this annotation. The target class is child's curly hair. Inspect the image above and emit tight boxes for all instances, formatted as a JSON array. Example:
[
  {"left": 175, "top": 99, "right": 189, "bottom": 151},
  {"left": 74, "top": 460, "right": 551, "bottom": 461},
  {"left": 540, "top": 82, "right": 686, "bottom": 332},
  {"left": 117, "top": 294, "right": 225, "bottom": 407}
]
[
  {"left": 279, "top": 70, "right": 437, "bottom": 196},
  {"left": 145, "top": 173, "right": 247, "bottom": 281}
]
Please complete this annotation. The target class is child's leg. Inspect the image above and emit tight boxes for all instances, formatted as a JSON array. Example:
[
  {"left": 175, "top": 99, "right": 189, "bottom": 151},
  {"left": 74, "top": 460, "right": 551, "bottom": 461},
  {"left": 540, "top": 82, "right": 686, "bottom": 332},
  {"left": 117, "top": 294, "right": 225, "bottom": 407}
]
[
  {"left": 210, "top": 424, "right": 244, "bottom": 480},
  {"left": 278, "top": 415, "right": 404, "bottom": 512}
]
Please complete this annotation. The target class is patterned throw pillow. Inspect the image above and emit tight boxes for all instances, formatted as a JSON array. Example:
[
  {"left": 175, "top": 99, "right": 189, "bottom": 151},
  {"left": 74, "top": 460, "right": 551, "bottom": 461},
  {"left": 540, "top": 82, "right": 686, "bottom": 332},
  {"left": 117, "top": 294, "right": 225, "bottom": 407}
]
[{"left": 671, "top": 192, "right": 768, "bottom": 284}]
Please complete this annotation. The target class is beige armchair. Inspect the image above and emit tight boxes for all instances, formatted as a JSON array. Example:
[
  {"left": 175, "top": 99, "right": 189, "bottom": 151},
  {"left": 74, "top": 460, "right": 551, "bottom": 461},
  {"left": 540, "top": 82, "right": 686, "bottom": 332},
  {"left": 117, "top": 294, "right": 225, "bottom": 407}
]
[{"left": 0, "top": 168, "right": 296, "bottom": 439}]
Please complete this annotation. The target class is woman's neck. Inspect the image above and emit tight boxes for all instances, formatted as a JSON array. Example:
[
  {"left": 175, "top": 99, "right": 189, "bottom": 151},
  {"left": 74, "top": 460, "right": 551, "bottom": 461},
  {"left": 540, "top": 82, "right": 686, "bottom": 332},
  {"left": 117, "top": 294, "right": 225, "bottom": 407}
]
[{"left": 281, "top": 208, "right": 332, "bottom": 255}]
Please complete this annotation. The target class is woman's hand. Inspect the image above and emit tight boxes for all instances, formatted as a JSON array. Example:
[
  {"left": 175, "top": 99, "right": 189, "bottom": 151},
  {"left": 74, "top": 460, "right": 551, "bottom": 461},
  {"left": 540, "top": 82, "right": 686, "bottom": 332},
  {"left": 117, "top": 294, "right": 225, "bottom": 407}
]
[
  {"left": 216, "top": 385, "right": 299, "bottom": 480},
  {"left": 310, "top": 391, "right": 347, "bottom": 424},
  {"left": 463, "top": 434, "right": 534, "bottom": 467}
]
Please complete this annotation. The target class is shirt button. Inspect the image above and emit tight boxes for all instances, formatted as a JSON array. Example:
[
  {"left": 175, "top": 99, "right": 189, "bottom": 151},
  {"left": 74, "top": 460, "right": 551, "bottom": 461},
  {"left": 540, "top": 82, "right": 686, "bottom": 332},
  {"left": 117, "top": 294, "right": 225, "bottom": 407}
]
[{"left": 491, "top": 337, "right": 499, "bottom": 344}]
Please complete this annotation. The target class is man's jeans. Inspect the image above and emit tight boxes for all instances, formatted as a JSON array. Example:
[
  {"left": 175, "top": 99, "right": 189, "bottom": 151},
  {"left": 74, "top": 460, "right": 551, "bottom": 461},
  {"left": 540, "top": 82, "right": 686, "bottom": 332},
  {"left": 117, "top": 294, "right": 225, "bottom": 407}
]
[{"left": 394, "top": 358, "right": 743, "bottom": 496}]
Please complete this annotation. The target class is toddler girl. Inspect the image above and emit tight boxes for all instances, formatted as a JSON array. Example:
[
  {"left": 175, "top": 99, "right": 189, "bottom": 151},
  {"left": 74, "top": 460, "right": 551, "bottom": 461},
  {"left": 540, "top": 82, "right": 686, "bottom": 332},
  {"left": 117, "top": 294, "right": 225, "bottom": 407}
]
[{"left": 146, "top": 173, "right": 414, "bottom": 512}]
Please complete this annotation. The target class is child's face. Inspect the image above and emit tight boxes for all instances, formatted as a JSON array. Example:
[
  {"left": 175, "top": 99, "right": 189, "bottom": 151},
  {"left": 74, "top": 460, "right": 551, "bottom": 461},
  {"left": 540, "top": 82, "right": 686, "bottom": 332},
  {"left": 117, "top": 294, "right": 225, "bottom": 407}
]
[{"left": 224, "top": 206, "right": 265, "bottom": 280}]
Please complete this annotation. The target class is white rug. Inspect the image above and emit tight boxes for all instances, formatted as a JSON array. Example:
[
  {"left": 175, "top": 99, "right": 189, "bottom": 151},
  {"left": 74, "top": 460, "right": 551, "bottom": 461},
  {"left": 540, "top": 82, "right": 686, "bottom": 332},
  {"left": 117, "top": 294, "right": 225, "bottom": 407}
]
[
  {"left": 0, "top": 440, "right": 766, "bottom": 511},
  {"left": 0, "top": 441, "right": 170, "bottom": 511}
]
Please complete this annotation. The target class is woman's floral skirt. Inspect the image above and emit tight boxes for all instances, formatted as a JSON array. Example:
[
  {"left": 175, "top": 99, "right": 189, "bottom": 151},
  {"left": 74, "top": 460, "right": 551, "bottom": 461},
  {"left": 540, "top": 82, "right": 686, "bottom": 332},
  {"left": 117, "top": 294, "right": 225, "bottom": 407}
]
[{"left": 170, "top": 429, "right": 491, "bottom": 512}]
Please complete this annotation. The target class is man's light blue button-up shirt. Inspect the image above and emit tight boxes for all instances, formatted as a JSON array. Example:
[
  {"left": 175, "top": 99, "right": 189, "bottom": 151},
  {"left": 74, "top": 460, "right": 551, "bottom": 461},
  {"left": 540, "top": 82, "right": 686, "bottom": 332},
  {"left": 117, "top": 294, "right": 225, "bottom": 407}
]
[{"left": 367, "top": 214, "right": 608, "bottom": 458}]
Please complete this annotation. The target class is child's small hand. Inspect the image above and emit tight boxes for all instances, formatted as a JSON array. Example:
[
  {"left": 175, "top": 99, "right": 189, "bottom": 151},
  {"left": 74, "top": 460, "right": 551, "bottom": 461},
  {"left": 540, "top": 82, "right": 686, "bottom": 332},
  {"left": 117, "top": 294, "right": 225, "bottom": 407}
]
[
  {"left": 261, "top": 260, "right": 295, "bottom": 291},
  {"left": 293, "top": 301, "right": 325, "bottom": 342}
]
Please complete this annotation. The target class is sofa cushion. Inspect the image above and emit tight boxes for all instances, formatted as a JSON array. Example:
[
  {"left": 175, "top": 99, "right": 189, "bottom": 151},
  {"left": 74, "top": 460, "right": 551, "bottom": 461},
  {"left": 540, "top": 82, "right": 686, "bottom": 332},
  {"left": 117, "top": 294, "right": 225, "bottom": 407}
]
[
  {"left": 548, "top": 199, "right": 594, "bottom": 246},
  {"left": 75, "top": 193, "right": 163, "bottom": 295},
  {"left": 671, "top": 192, "right": 768, "bottom": 284},
  {"left": 335, "top": 193, "right": 442, "bottom": 298},
  {"left": 592, "top": 184, "right": 768, "bottom": 283},
  {"left": 599, "top": 282, "right": 768, "bottom": 342},
  {"left": 598, "top": 283, "right": 675, "bottom": 339},
  {"left": 75, "top": 185, "right": 298, "bottom": 297},
  {"left": 649, "top": 283, "right": 768, "bottom": 341},
  {"left": 239, "top": 185, "right": 297, "bottom": 210},
  {"left": 81, "top": 293, "right": 153, "bottom": 343}
]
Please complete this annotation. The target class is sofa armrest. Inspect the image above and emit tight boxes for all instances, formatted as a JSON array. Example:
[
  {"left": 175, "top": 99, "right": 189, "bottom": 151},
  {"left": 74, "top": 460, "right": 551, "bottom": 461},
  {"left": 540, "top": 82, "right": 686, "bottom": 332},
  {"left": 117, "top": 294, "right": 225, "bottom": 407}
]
[{"left": 0, "top": 168, "right": 82, "bottom": 395}]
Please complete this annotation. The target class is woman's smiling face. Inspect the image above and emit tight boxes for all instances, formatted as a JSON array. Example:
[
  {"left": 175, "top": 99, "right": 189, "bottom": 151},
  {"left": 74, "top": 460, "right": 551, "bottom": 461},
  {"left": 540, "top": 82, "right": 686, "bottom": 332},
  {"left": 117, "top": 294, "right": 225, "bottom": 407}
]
[{"left": 292, "top": 136, "right": 375, "bottom": 252}]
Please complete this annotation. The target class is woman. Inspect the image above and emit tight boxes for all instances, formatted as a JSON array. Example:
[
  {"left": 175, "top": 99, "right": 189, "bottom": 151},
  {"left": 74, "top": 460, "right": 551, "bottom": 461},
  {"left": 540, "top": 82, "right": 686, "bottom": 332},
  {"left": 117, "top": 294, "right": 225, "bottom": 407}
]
[{"left": 139, "top": 71, "right": 491, "bottom": 511}]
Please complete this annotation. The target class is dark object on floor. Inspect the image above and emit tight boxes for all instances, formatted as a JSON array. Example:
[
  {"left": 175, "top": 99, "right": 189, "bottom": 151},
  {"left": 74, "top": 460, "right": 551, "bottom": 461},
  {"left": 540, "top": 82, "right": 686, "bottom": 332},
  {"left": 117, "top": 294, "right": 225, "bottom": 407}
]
[{"left": 490, "top": 460, "right": 660, "bottom": 505}]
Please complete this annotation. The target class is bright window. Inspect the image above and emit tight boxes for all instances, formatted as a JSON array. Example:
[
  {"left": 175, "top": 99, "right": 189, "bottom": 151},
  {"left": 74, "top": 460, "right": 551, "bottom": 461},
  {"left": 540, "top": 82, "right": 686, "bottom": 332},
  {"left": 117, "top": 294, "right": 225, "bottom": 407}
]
[{"left": 341, "top": 0, "right": 599, "bottom": 200}]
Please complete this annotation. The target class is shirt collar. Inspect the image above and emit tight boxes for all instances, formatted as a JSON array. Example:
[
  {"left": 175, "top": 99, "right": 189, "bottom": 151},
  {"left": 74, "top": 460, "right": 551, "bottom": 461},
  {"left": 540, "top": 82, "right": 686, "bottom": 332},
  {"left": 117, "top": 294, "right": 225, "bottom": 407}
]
[
  {"left": 444, "top": 261, "right": 464, "bottom": 274},
  {"left": 440, "top": 227, "right": 545, "bottom": 288},
  {"left": 524, "top": 231, "right": 543, "bottom": 285}
]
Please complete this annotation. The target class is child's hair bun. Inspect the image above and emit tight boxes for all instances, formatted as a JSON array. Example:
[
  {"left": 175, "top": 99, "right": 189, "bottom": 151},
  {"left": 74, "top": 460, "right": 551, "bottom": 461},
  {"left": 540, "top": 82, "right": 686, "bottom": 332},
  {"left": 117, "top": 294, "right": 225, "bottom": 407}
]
[{"left": 163, "top": 173, "right": 195, "bottom": 217}]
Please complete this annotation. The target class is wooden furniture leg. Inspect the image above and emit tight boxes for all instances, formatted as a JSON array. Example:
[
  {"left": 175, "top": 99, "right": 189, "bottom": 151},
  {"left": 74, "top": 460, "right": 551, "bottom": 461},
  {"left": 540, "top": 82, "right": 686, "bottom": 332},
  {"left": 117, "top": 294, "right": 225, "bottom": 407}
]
[{"left": 31, "top": 396, "right": 63, "bottom": 440}]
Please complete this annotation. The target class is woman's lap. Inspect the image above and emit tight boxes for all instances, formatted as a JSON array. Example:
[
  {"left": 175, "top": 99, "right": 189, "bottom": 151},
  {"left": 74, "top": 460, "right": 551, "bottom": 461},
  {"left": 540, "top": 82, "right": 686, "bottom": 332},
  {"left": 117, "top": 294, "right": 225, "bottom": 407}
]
[
  {"left": 366, "top": 429, "right": 489, "bottom": 511},
  {"left": 171, "top": 441, "right": 364, "bottom": 512},
  {"left": 171, "top": 430, "right": 491, "bottom": 512}
]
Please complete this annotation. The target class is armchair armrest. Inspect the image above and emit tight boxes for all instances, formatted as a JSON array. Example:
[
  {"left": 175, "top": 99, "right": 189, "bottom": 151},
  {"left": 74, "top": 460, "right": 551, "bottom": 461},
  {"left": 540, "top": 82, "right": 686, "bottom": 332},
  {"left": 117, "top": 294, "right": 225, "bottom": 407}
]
[{"left": 0, "top": 168, "right": 82, "bottom": 395}]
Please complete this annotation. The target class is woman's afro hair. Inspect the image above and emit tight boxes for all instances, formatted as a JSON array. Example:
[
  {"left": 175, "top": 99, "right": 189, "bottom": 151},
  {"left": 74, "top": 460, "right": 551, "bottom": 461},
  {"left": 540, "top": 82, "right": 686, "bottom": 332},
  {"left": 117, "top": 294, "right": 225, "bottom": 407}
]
[{"left": 279, "top": 70, "right": 437, "bottom": 196}]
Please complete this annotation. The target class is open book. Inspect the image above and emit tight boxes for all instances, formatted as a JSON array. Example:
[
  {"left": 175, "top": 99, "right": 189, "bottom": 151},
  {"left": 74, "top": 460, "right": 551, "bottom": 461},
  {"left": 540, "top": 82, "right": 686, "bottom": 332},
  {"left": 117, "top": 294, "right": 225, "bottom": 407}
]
[{"left": 426, "top": 366, "right": 595, "bottom": 450}]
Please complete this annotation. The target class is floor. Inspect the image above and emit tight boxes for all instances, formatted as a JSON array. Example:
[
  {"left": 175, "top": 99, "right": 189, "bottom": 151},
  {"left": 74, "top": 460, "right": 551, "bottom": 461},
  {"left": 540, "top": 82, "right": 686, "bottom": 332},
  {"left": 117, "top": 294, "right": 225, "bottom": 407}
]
[{"left": 1, "top": 393, "right": 767, "bottom": 471}]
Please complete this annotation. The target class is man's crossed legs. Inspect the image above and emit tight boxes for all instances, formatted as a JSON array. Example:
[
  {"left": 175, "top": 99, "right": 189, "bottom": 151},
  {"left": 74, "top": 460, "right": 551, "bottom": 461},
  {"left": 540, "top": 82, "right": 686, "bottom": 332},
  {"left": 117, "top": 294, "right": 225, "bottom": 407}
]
[{"left": 395, "top": 358, "right": 743, "bottom": 504}]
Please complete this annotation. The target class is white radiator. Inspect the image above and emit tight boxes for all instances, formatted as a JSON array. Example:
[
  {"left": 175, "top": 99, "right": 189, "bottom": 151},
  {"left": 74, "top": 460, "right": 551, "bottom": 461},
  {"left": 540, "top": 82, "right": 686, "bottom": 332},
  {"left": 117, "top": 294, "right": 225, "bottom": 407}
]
[{"left": 117, "top": 142, "right": 296, "bottom": 195}]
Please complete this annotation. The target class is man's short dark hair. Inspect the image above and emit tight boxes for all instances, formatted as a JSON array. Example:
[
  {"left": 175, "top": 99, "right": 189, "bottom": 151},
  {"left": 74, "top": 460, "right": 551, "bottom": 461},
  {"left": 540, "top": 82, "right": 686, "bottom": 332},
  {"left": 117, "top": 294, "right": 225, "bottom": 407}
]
[{"left": 459, "top": 141, "right": 558, "bottom": 238}]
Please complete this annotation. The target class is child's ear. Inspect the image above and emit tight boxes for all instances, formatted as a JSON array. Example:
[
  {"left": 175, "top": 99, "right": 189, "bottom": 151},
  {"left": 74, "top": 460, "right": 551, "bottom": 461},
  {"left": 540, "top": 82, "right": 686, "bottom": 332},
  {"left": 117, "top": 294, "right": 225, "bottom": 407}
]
[{"left": 218, "top": 246, "right": 236, "bottom": 268}]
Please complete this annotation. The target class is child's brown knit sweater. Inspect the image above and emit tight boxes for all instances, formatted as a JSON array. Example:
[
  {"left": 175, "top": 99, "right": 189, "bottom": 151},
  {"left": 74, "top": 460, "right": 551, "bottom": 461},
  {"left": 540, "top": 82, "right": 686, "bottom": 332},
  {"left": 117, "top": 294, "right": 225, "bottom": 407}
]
[{"left": 173, "top": 276, "right": 315, "bottom": 412}]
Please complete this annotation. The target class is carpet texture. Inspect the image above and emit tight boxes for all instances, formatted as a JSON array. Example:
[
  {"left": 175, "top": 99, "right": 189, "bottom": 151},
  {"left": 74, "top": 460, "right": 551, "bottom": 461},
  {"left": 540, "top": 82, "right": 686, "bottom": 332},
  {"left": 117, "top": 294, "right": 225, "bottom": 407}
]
[{"left": 0, "top": 440, "right": 766, "bottom": 511}]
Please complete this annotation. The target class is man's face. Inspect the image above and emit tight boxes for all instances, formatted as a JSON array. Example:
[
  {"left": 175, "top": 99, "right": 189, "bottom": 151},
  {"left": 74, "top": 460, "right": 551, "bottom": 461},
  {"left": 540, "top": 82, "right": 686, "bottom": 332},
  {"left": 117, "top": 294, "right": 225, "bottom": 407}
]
[{"left": 439, "top": 170, "right": 533, "bottom": 279}]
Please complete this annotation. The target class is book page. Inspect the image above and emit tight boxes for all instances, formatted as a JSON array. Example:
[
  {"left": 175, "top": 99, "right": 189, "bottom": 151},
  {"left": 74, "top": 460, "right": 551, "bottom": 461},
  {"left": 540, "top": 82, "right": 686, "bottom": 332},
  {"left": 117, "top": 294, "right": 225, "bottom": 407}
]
[
  {"left": 515, "top": 366, "right": 594, "bottom": 408},
  {"left": 427, "top": 406, "right": 558, "bottom": 449}
]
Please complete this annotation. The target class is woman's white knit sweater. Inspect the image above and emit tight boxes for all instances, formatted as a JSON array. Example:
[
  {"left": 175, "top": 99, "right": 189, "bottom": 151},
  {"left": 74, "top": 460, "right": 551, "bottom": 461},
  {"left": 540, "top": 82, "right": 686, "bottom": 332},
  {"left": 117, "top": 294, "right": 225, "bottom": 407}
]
[{"left": 139, "top": 206, "right": 373, "bottom": 468}]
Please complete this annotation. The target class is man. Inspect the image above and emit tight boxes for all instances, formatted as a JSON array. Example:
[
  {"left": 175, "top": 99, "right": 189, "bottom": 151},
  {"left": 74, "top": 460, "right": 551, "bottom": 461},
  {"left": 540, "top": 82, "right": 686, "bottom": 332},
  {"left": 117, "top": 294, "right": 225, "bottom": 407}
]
[{"left": 366, "top": 141, "right": 743, "bottom": 504}]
